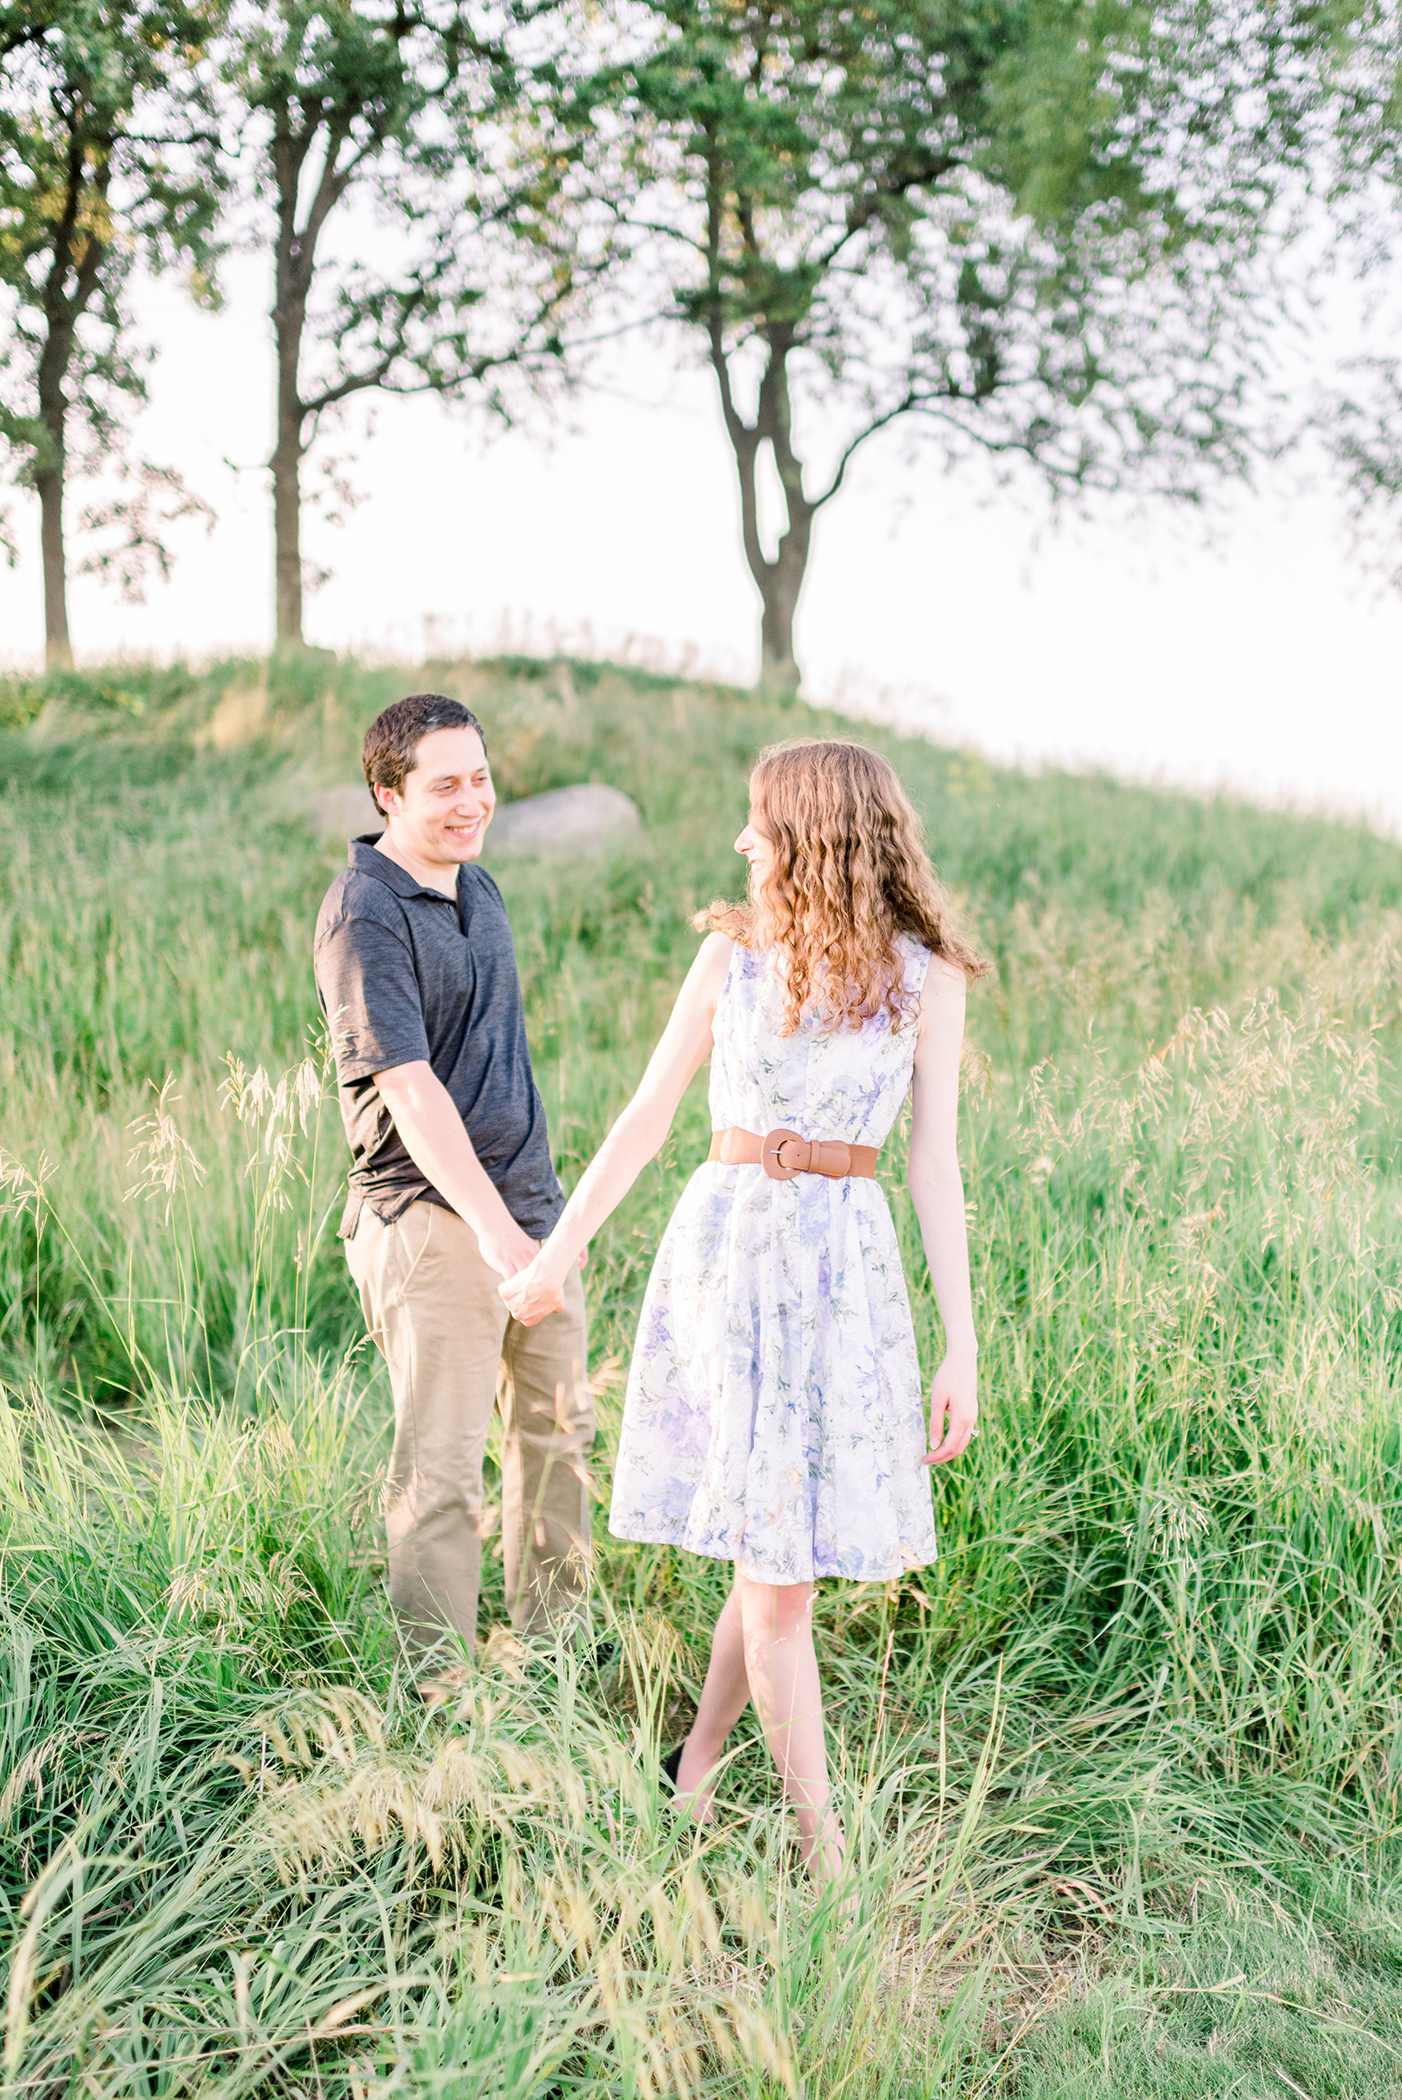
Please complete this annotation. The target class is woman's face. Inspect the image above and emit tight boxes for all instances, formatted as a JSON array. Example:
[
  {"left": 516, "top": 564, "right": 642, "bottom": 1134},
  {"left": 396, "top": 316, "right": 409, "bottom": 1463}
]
[{"left": 734, "top": 806, "right": 776, "bottom": 894}]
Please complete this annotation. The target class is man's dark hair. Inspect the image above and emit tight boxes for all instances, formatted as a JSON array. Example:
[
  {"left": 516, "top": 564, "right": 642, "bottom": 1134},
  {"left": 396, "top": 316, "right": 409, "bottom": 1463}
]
[{"left": 362, "top": 693, "right": 487, "bottom": 815}]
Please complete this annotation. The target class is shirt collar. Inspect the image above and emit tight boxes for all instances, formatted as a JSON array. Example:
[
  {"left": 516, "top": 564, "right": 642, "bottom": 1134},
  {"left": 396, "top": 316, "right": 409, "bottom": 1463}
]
[{"left": 347, "top": 835, "right": 459, "bottom": 905}]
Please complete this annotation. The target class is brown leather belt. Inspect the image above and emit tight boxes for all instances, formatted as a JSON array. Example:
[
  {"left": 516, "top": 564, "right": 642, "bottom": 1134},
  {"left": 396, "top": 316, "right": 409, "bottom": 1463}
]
[{"left": 708, "top": 1125, "right": 879, "bottom": 1181}]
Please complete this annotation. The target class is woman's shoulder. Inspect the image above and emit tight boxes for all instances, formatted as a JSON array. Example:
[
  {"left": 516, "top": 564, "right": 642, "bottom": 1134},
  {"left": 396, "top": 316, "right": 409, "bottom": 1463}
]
[
  {"left": 919, "top": 952, "right": 969, "bottom": 1009},
  {"left": 896, "top": 931, "right": 960, "bottom": 977},
  {"left": 896, "top": 937, "right": 967, "bottom": 1029},
  {"left": 712, "top": 936, "right": 773, "bottom": 1016},
  {"left": 894, "top": 931, "right": 935, "bottom": 980},
  {"left": 713, "top": 933, "right": 766, "bottom": 980},
  {"left": 693, "top": 928, "right": 741, "bottom": 996}
]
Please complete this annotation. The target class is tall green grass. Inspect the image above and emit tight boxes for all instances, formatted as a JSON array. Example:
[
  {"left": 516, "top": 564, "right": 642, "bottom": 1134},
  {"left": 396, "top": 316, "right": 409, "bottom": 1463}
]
[{"left": 1, "top": 655, "right": 1401, "bottom": 2095}]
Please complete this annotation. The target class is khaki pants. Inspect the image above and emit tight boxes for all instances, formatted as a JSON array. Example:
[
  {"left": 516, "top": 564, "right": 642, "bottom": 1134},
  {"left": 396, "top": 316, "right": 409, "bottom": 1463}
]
[{"left": 346, "top": 1199, "right": 593, "bottom": 1655}]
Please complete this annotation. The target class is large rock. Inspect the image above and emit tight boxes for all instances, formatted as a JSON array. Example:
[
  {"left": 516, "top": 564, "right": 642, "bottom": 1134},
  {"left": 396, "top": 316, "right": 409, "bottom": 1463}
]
[
  {"left": 485, "top": 783, "right": 643, "bottom": 861},
  {"left": 306, "top": 780, "right": 644, "bottom": 859}
]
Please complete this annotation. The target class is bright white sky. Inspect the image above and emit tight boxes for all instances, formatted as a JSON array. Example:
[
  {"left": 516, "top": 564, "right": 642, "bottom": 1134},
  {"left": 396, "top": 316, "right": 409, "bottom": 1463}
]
[{"left": 2, "top": 254, "right": 1399, "bottom": 835}]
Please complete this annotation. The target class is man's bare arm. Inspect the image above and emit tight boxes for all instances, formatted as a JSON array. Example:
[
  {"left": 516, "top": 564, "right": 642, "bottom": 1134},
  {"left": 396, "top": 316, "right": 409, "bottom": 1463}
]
[{"left": 373, "top": 1061, "right": 538, "bottom": 1279}]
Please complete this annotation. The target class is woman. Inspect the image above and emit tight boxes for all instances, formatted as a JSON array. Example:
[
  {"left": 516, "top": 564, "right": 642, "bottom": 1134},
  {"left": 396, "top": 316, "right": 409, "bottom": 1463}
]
[{"left": 501, "top": 739, "right": 985, "bottom": 1880}]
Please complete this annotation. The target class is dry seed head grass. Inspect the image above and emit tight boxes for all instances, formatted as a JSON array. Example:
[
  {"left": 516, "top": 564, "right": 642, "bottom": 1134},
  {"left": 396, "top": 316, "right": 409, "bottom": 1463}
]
[
  {"left": 994, "top": 895, "right": 1402, "bottom": 1060},
  {"left": 124, "top": 1075, "right": 206, "bottom": 1217},
  {"left": 225, "top": 1713, "right": 799, "bottom": 2096},
  {"left": 232, "top": 1671, "right": 756, "bottom": 1967},
  {"left": 0, "top": 1732, "right": 77, "bottom": 1831},
  {"left": 1022, "top": 986, "right": 1384, "bottom": 1249},
  {"left": 1123, "top": 1487, "right": 1212, "bottom": 1560},
  {"left": 167, "top": 1551, "right": 317, "bottom": 1638},
  {"left": 219, "top": 1053, "right": 323, "bottom": 1211},
  {"left": 0, "top": 1150, "right": 55, "bottom": 1220},
  {"left": 238, "top": 1691, "right": 651, "bottom": 1882}
]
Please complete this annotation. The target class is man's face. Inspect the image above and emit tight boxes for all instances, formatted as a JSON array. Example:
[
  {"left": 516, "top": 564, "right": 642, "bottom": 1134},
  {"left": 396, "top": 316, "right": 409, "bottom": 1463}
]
[{"left": 377, "top": 726, "right": 495, "bottom": 866}]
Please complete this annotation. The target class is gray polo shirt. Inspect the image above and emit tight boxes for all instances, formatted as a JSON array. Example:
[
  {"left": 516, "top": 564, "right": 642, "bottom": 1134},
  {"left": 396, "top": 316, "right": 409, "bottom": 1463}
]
[{"left": 314, "top": 837, "right": 564, "bottom": 1240}]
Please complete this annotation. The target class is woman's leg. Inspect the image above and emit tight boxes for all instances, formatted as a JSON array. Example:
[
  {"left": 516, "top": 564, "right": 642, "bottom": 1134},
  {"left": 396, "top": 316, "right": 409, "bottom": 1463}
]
[
  {"left": 675, "top": 1575, "right": 750, "bottom": 1820},
  {"left": 738, "top": 1573, "right": 844, "bottom": 1879}
]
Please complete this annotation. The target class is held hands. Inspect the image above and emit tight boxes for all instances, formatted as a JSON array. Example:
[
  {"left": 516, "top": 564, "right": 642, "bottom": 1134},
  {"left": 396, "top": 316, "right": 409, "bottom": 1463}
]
[
  {"left": 925, "top": 1353, "right": 979, "bottom": 1466},
  {"left": 498, "top": 1247, "right": 571, "bottom": 1326},
  {"left": 476, "top": 1191, "right": 591, "bottom": 1302}
]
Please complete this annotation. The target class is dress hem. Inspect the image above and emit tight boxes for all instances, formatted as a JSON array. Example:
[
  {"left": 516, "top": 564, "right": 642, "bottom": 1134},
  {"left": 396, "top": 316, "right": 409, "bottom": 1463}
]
[{"left": 607, "top": 1519, "right": 936, "bottom": 1585}]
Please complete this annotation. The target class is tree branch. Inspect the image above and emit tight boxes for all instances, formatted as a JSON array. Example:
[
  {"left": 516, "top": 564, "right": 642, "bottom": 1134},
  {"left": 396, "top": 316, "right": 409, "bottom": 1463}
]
[{"left": 810, "top": 388, "right": 926, "bottom": 510}]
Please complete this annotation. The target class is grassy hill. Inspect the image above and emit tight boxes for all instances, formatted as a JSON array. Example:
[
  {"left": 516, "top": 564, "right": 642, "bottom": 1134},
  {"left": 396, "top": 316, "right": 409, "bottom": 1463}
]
[{"left": 1, "top": 653, "right": 1400, "bottom": 2098}]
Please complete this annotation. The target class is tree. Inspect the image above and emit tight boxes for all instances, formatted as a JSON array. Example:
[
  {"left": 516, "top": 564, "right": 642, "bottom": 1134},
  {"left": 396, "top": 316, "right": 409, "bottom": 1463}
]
[
  {"left": 1298, "top": 0, "right": 1402, "bottom": 586},
  {"left": 224, "top": 0, "right": 596, "bottom": 649},
  {"left": 591, "top": 0, "right": 1290, "bottom": 691},
  {"left": 0, "top": 0, "right": 222, "bottom": 667}
]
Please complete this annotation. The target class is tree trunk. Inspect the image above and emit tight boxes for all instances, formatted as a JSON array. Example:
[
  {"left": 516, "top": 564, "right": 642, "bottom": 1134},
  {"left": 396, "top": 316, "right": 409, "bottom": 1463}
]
[
  {"left": 35, "top": 461, "right": 72, "bottom": 671},
  {"left": 718, "top": 417, "right": 812, "bottom": 693},
  {"left": 33, "top": 144, "right": 95, "bottom": 672},
  {"left": 271, "top": 400, "right": 303, "bottom": 646},
  {"left": 742, "top": 459, "right": 811, "bottom": 697},
  {"left": 271, "top": 299, "right": 305, "bottom": 646},
  {"left": 706, "top": 313, "right": 814, "bottom": 694},
  {"left": 270, "top": 121, "right": 315, "bottom": 650},
  {"left": 758, "top": 558, "right": 803, "bottom": 693}
]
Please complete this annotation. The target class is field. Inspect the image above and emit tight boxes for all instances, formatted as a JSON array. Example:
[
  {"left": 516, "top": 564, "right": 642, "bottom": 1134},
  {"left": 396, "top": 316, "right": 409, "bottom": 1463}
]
[{"left": 1, "top": 652, "right": 1401, "bottom": 2099}]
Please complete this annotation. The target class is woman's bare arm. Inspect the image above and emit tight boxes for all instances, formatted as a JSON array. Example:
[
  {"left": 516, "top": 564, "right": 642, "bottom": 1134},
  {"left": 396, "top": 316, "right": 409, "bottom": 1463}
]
[
  {"left": 500, "top": 933, "right": 734, "bottom": 1324},
  {"left": 907, "top": 958, "right": 979, "bottom": 1463}
]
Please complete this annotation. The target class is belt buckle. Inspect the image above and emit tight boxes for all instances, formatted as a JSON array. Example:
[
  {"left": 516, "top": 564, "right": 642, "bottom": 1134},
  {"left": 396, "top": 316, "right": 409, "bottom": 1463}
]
[{"left": 761, "top": 1127, "right": 807, "bottom": 1180}]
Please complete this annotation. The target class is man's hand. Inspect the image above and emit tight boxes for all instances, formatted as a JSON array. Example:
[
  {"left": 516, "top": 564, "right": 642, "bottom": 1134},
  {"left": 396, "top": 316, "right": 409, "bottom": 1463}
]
[
  {"left": 475, "top": 1217, "right": 540, "bottom": 1280},
  {"left": 500, "top": 1250, "right": 569, "bottom": 1326},
  {"left": 925, "top": 1353, "right": 978, "bottom": 1465}
]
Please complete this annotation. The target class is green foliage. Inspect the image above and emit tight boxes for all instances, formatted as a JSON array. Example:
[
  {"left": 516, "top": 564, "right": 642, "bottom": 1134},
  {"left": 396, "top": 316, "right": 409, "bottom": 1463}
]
[
  {"left": 1, "top": 656, "right": 1402, "bottom": 2092},
  {"left": 0, "top": 0, "right": 223, "bottom": 604},
  {"left": 571, "top": 0, "right": 1284, "bottom": 680},
  {"left": 226, "top": 0, "right": 602, "bottom": 640},
  {"left": 1309, "top": 0, "right": 1402, "bottom": 589}
]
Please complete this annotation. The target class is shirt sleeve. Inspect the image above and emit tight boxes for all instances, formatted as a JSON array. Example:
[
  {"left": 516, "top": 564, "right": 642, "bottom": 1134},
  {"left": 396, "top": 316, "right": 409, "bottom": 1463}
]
[{"left": 315, "top": 911, "right": 430, "bottom": 1080}]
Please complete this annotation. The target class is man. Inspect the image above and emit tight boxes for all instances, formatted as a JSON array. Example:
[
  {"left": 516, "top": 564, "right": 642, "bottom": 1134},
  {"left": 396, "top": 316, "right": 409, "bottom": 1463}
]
[{"left": 314, "top": 691, "right": 592, "bottom": 1663}]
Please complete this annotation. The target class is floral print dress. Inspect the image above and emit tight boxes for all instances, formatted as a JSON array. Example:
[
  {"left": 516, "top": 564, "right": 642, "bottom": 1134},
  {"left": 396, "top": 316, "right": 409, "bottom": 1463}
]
[{"left": 608, "top": 936, "right": 938, "bottom": 1583}]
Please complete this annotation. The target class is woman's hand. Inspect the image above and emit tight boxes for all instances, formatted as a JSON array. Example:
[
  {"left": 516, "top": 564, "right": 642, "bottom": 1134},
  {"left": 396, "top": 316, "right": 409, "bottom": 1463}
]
[
  {"left": 500, "top": 1249, "right": 570, "bottom": 1326},
  {"left": 499, "top": 1244, "right": 590, "bottom": 1326},
  {"left": 925, "top": 1353, "right": 978, "bottom": 1465}
]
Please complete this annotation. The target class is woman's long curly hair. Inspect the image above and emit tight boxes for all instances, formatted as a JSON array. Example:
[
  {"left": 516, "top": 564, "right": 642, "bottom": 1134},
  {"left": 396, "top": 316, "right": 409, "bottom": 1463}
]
[{"left": 703, "top": 740, "right": 989, "bottom": 1035}]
